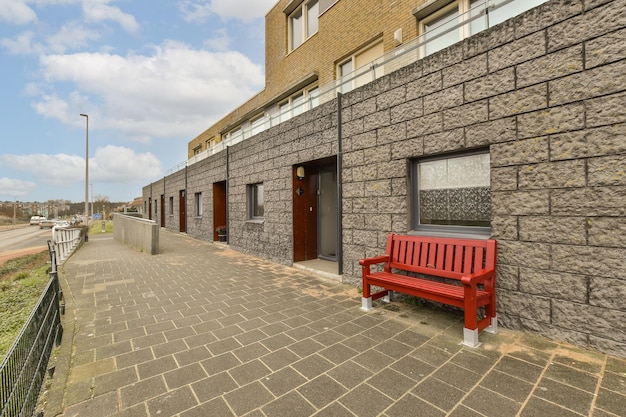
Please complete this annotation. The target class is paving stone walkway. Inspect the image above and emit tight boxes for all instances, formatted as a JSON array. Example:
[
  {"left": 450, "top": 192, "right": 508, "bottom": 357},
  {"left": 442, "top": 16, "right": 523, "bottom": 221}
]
[{"left": 44, "top": 230, "right": 626, "bottom": 417}]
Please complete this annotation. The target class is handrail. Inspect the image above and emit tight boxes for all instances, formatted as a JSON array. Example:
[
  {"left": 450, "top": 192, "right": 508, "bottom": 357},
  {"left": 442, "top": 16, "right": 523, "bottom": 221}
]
[{"left": 51, "top": 227, "right": 82, "bottom": 264}]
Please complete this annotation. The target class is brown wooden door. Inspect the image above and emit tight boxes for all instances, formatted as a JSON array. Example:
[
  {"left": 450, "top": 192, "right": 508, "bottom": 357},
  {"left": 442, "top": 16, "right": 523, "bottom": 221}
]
[
  {"left": 293, "top": 166, "right": 318, "bottom": 262},
  {"left": 160, "top": 195, "right": 165, "bottom": 227},
  {"left": 213, "top": 181, "right": 227, "bottom": 241},
  {"left": 179, "top": 190, "right": 186, "bottom": 232}
]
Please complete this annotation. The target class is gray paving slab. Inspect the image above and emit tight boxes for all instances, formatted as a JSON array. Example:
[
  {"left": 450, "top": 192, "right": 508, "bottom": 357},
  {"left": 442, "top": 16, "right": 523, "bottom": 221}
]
[{"left": 44, "top": 230, "right": 626, "bottom": 417}]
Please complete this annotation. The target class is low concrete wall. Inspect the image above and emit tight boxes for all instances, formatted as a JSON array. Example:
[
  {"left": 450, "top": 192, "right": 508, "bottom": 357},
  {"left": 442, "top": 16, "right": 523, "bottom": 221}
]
[{"left": 113, "top": 213, "right": 159, "bottom": 255}]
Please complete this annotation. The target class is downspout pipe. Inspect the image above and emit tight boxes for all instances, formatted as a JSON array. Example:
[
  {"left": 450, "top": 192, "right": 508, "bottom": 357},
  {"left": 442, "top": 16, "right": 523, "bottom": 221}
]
[
  {"left": 184, "top": 164, "right": 188, "bottom": 233},
  {"left": 336, "top": 93, "right": 343, "bottom": 275},
  {"left": 226, "top": 146, "right": 230, "bottom": 244}
]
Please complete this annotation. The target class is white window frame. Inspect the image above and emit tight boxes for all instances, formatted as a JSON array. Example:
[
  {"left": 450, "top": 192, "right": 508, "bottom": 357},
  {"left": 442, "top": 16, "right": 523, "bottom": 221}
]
[
  {"left": 288, "top": 0, "right": 319, "bottom": 52},
  {"left": 338, "top": 59, "right": 353, "bottom": 94},
  {"left": 248, "top": 183, "right": 264, "bottom": 220},
  {"left": 277, "top": 86, "right": 318, "bottom": 123},
  {"left": 250, "top": 113, "right": 268, "bottom": 136},
  {"left": 195, "top": 192, "right": 202, "bottom": 217},
  {"left": 224, "top": 127, "right": 243, "bottom": 144},
  {"left": 337, "top": 39, "right": 384, "bottom": 94},
  {"left": 418, "top": 0, "right": 548, "bottom": 59},
  {"left": 411, "top": 150, "right": 491, "bottom": 238},
  {"left": 307, "top": 86, "right": 319, "bottom": 109}
]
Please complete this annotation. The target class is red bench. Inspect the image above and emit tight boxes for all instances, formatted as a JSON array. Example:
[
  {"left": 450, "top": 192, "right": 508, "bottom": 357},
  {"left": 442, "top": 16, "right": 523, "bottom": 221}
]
[{"left": 359, "top": 234, "right": 498, "bottom": 347}]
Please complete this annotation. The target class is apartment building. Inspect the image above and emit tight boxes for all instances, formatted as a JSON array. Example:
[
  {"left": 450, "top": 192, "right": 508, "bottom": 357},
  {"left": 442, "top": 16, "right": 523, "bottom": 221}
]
[
  {"left": 144, "top": 0, "right": 626, "bottom": 358},
  {"left": 187, "top": 0, "right": 547, "bottom": 157}
]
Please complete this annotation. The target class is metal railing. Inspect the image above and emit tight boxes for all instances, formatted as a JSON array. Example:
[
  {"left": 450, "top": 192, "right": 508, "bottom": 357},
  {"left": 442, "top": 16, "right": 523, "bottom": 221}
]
[
  {"left": 51, "top": 227, "right": 82, "bottom": 264},
  {"left": 0, "top": 242, "right": 64, "bottom": 417},
  {"left": 171, "top": 0, "right": 545, "bottom": 174}
]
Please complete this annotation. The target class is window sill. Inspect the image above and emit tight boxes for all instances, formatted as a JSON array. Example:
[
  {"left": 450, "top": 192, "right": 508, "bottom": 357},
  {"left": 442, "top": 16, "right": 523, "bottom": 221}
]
[
  {"left": 287, "top": 32, "right": 317, "bottom": 56},
  {"left": 246, "top": 218, "right": 265, "bottom": 225},
  {"left": 409, "top": 227, "right": 491, "bottom": 240}
]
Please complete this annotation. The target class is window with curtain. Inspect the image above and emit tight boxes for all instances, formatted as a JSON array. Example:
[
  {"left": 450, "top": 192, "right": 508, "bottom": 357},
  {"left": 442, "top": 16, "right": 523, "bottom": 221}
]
[{"left": 412, "top": 151, "right": 491, "bottom": 234}]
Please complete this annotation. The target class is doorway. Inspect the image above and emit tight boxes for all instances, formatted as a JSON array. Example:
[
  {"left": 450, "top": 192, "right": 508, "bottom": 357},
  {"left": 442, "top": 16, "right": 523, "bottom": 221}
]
[
  {"left": 213, "top": 181, "right": 227, "bottom": 241},
  {"left": 318, "top": 165, "right": 337, "bottom": 261},
  {"left": 160, "top": 195, "right": 165, "bottom": 227},
  {"left": 292, "top": 159, "right": 337, "bottom": 263},
  {"left": 179, "top": 190, "right": 186, "bottom": 232}
]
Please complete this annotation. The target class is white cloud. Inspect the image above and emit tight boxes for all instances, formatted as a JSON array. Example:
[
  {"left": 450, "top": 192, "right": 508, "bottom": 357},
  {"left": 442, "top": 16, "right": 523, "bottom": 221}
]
[
  {"left": 0, "top": 0, "right": 37, "bottom": 25},
  {"left": 0, "top": 31, "right": 41, "bottom": 55},
  {"left": 0, "top": 177, "right": 37, "bottom": 197},
  {"left": 31, "top": 0, "right": 78, "bottom": 5},
  {"left": 32, "top": 40, "right": 265, "bottom": 140},
  {"left": 0, "top": 17, "right": 101, "bottom": 55},
  {"left": 204, "top": 28, "right": 232, "bottom": 51},
  {"left": 179, "top": 0, "right": 276, "bottom": 23},
  {"left": 82, "top": 0, "right": 139, "bottom": 33},
  {"left": 1, "top": 21, "right": 101, "bottom": 55},
  {"left": 0, "top": 146, "right": 162, "bottom": 188},
  {"left": 46, "top": 22, "right": 102, "bottom": 53},
  {"left": 90, "top": 145, "right": 162, "bottom": 182}
]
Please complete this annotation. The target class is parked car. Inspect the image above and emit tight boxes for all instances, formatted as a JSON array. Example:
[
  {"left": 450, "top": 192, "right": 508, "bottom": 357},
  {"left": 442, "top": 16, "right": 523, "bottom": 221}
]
[
  {"left": 30, "top": 216, "right": 44, "bottom": 226},
  {"left": 39, "top": 219, "right": 56, "bottom": 229},
  {"left": 54, "top": 220, "right": 70, "bottom": 228}
]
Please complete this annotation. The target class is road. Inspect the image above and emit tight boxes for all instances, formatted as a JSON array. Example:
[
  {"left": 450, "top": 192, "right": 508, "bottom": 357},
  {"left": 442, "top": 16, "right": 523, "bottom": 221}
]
[{"left": 0, "top": 224, "right": 52, "bottom": 265}]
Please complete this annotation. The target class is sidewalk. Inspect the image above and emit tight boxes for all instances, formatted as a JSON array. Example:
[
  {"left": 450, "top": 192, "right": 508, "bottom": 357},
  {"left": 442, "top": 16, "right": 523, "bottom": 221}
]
[{"left": 45, "top": 230, "right": 626, "bottom": 417}]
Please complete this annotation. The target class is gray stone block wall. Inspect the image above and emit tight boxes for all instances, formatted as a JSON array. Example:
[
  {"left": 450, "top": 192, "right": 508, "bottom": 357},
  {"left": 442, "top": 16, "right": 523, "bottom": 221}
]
[
  {"left": 142, "top": 0, "right": 626, "bottom": 357},
  {"left": 164, "top": 170, "right": 185, "bottom": 231},
  {"left": 339, "top": 0, "right": 626, "bottom": 357},
  {"left": 143, "top": 179, "right": 164, "bottom": 224},
  {"left": 186, "top": 153, "right": 227, "bottom": 238},
  {"left": 222, "top": 100, "right": 339, "bottom": 266}
]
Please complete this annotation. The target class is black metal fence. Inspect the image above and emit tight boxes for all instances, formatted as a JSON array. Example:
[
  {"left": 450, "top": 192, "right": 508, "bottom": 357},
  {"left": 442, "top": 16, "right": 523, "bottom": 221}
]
[{"left": 0, "top": 241, "right": 63, "bottom": 417}]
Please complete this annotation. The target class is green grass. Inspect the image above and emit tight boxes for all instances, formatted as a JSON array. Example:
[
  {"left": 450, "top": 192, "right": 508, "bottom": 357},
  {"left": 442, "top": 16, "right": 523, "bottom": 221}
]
[
  {"left": 88, "top": 220, "right": 113, "bottom": 234},
  {"left": 0, "top": 251, "right": 50, "bottom": 361}
]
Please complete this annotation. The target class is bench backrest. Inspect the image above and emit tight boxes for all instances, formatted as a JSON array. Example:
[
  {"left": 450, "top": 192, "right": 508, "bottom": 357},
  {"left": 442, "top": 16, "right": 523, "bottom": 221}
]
[{"left": 385, "top": 234, "right": 497, "bottom": 279}]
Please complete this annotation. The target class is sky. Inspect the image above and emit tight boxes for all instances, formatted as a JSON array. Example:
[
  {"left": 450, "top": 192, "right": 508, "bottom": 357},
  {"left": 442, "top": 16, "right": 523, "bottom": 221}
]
[{"left": 0, "top": 0, "right": 276, "bottom": 204}]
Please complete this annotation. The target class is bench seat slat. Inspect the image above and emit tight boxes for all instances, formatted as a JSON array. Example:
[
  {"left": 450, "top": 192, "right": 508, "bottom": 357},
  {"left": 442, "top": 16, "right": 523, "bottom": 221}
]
[
  {"left": 366, "top": 272, "right": 490, "bottom": 306},
  {"left": 388, "top": 262, "right": 464, "bottom": 280}
]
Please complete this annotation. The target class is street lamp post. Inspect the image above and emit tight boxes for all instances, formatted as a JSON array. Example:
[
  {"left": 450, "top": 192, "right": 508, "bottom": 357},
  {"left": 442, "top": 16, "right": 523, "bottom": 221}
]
[{"left": 80, "top": 114, "right": 89, "bottom": 223}]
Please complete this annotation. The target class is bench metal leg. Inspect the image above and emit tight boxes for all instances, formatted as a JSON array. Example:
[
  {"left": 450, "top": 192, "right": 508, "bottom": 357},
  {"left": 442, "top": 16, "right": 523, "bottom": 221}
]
[
  {"left": 361, "top": 297, "right": 373, "bottom": 311},
  {"left": 462, "top": 328, "right": 481, "bottom": 348},
  {"left": 485, "top": 314, "right": 498, "bottom": 334}
]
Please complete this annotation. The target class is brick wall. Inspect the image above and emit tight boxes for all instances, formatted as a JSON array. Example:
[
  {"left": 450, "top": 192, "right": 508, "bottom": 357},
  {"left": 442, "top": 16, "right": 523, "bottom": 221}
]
[{"left": 146, "top": 0, "right": 626, "bottom": 357}]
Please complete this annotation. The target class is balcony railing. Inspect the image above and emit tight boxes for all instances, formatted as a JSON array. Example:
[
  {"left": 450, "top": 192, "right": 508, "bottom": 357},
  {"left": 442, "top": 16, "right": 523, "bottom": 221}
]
[{"left": 171, "top": 0, "right": 545, "bottom": 174}]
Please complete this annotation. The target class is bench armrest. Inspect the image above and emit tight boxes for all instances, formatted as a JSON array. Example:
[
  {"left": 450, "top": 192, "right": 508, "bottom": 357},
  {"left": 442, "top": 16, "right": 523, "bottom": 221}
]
[
  {"left": 461, "top": 268, "right": 495, "bottom": 287},
  {"left": 359, "top": 255, "right": 389, "bottom": 267}
]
